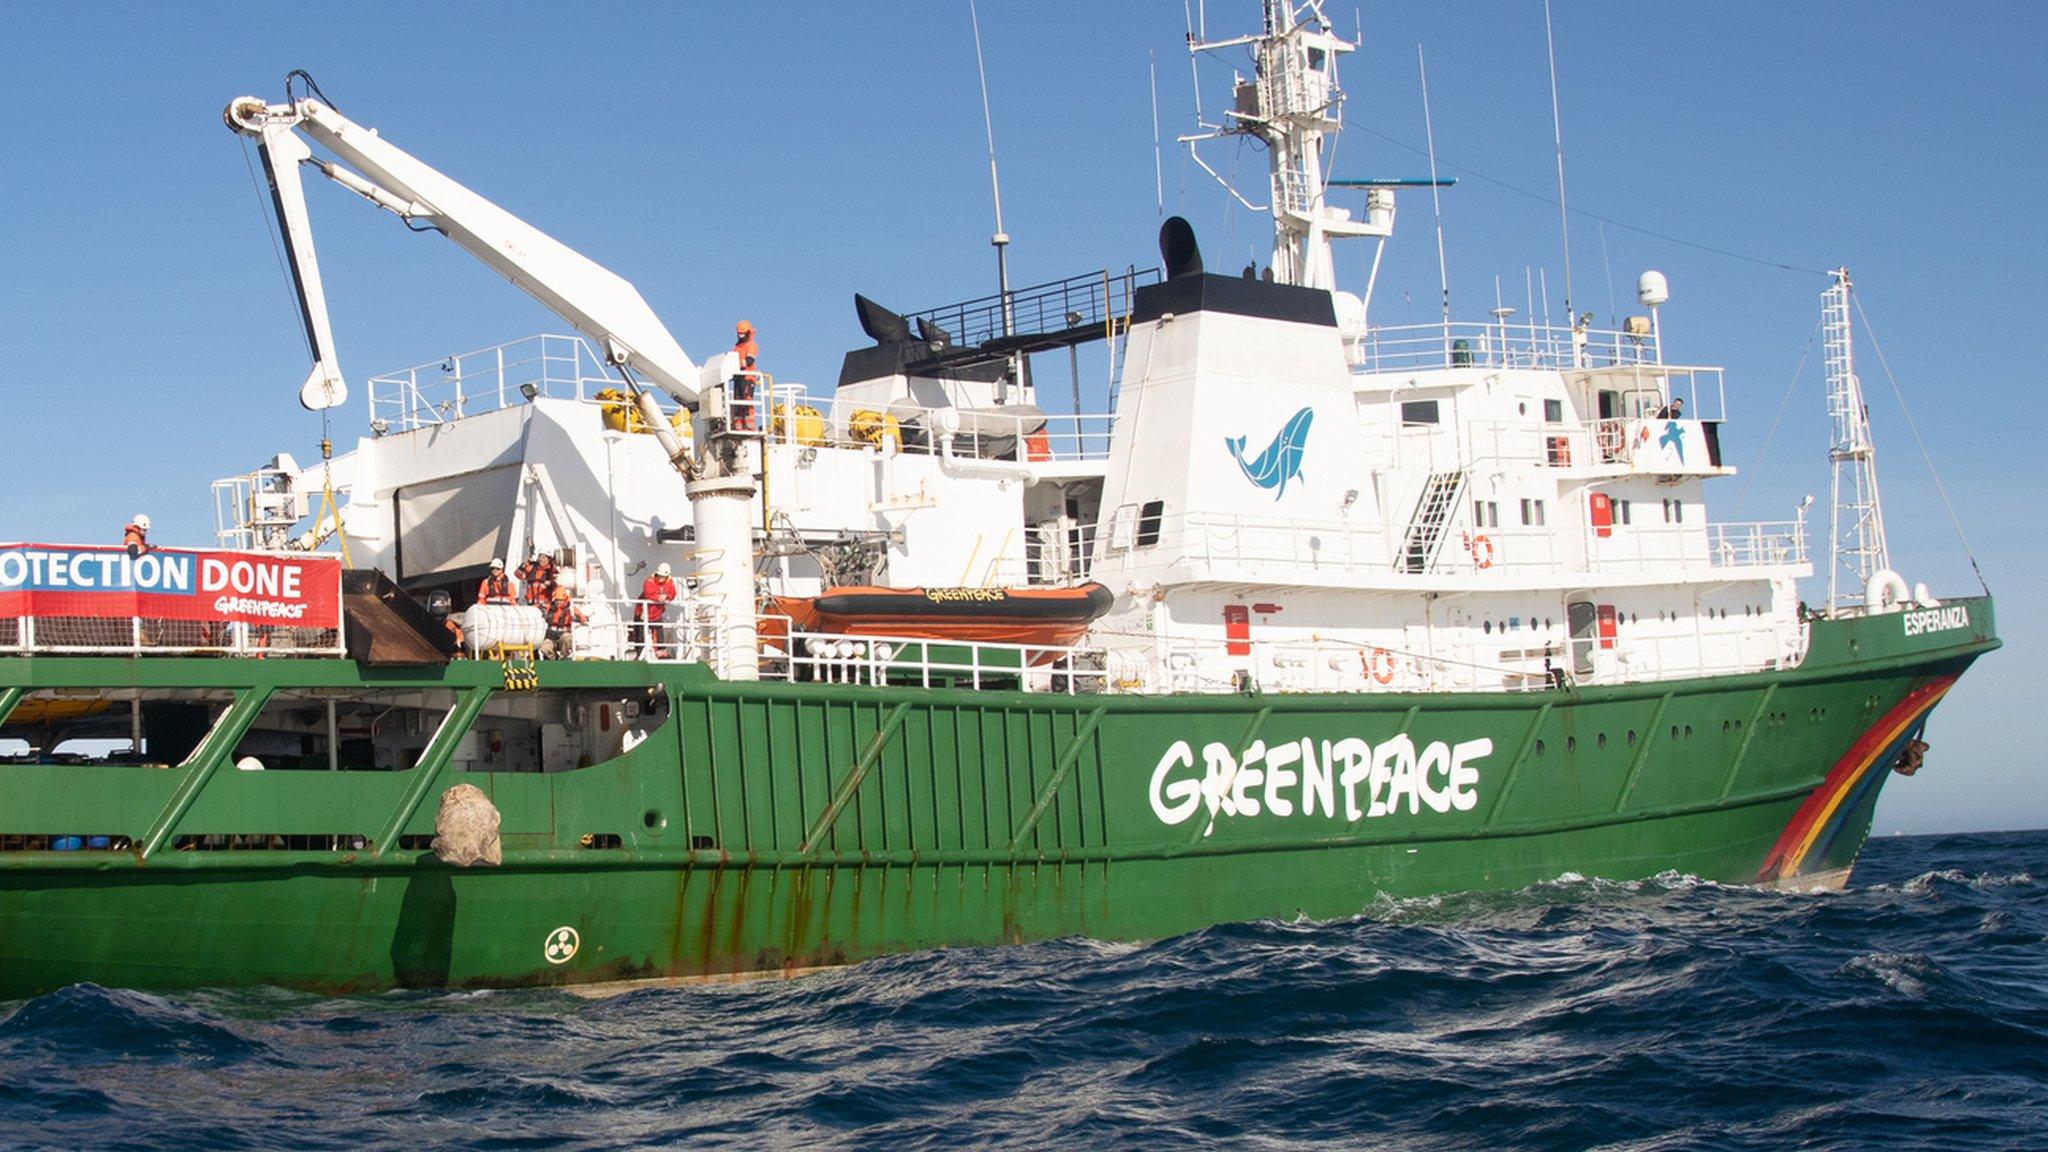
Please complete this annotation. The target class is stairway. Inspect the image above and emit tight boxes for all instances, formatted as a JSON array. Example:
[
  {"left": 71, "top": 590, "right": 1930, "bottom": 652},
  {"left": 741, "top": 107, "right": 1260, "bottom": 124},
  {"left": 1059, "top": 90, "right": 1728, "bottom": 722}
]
[{"left": 1397, "top": 471, "right": 1467, "bottom": 574}]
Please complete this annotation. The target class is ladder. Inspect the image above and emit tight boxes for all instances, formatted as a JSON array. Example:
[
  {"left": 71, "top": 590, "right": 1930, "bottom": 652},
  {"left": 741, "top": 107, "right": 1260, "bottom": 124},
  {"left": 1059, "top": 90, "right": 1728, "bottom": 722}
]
[
  {"left": 1823, "top": 268, "right": 1889, "bottom": 610},
  {"left": 1397, "top": 471, "right": 1467, "bottom": 573}
]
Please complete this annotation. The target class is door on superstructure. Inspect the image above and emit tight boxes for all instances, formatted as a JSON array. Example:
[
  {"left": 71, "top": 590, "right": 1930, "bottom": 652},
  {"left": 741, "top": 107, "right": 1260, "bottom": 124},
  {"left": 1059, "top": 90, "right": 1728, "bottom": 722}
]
[{"left": 1566, "top": 600, "right": 1598, "bottom": 679}]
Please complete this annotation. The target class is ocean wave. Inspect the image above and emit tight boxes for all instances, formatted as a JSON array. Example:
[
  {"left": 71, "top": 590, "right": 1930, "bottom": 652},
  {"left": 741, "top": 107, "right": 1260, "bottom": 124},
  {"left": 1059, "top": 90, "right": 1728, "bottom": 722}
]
[{"left": 1, "top": 833, "right": 2045, "bottom": 1150}]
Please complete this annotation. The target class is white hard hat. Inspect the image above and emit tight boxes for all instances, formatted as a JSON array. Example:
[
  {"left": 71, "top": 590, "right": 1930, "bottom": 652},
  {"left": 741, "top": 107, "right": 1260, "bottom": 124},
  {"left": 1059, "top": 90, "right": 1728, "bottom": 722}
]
[
  {"left": 489, "top": 557, "right": 505, "bottom": 569},
  {"left": 655, "top": 562, "right": 672, "bottom": 578},
  {"left": 132, "top": 514, "right": 151, "bottom": 531}
]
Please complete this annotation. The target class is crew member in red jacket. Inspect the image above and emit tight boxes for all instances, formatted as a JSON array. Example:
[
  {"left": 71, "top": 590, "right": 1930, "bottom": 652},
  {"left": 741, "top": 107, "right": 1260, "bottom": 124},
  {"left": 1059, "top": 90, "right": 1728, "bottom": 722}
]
[
  {"left": 633, "top": 562, "right": 680, "bottom": 658},
  {"left": 477, "top": 558, "right": 517, "bottom": 605}
]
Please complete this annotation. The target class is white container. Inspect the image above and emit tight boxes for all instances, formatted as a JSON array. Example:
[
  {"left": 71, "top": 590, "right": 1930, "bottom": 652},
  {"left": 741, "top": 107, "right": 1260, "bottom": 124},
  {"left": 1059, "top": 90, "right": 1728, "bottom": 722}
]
[{"left": 463, "top": 604, "right": 547, "bottom": 655}]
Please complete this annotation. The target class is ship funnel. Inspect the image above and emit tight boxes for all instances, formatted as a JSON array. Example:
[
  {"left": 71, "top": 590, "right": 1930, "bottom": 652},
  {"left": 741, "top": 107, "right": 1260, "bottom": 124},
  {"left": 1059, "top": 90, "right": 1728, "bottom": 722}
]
[{"left": 1160, "top": 216, "right": 1204, "bottom": 280}]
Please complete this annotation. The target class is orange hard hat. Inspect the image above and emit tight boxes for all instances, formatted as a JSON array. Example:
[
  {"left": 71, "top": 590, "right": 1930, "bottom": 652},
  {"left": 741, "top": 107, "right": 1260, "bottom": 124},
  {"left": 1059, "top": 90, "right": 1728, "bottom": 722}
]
[{"left": 736, "top": 320, "right": 754, "bottom": 335}]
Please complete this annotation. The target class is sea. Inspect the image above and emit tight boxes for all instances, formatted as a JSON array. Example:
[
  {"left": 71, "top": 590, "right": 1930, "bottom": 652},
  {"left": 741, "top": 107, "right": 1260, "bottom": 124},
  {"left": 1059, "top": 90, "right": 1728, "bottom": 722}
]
[{"left": 2, "top": 830, "right": 2044, "bottom": 1151}]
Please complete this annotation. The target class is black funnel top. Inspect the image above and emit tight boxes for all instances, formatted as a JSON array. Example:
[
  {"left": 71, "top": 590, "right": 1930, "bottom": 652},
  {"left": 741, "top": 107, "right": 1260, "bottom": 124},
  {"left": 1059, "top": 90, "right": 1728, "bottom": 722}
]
[{"left": 1160, "top": 217, "right": 1203, "bottom": 280}]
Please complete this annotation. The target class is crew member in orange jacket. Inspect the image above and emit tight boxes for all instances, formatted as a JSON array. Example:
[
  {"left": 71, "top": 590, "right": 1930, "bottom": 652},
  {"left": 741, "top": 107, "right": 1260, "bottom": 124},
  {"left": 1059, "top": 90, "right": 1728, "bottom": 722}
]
[
  {"left": 123, "top": 514, "right": 152, "bottom": 558},
  {"left": 732, "top": 320, "right": 759, "bottom": 432},
  {"left": 542, "top": 586, "right": 587, "bottom": 659},
  {"left": 478, "top": 557, "right": 517, "bottom": 605},
  {"left": 516, "top": 551, "right": 558, "bottom": 605},
  {"left": 632, "top": 562, "right": 680, "bottom": 658}
]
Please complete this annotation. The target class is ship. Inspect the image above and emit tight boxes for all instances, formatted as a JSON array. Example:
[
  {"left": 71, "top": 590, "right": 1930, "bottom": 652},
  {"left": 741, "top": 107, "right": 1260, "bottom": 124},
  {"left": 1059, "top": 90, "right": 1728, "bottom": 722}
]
[{"left": 0, "top": 5, "right": 1996, "bottom": 998}]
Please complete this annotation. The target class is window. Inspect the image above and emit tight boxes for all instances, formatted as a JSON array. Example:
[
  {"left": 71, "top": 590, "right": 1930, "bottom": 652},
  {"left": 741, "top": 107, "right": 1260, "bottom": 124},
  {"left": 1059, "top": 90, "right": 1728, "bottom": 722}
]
[
  {"left": 1136, "top": 500, "right": 1164, "bottom": 548},
  {"left": 1400, "top": 400, "right": 1441, "bottom": 425},
  {"left": 1616, "top": 499, "right": 1633, "bottom": 526},
  {"left": 1544, "top": 399, "right": 1564, "bottom": 423},
  {"left": 1520, "top": 499, "right": 1547, "bottom": 527},
  {"left": 1472, "top": 500, "right": 1499, "bottom": 528}
]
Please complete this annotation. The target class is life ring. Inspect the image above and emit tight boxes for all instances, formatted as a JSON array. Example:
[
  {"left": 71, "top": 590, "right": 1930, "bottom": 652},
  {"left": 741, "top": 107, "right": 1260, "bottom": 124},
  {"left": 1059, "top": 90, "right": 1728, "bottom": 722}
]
[
  {"left": 1361, "top": 647, "right": 1396, "bottom": 685},
  {"left": 1468, "top": 533, "right": 1495, "bottom": 570}
]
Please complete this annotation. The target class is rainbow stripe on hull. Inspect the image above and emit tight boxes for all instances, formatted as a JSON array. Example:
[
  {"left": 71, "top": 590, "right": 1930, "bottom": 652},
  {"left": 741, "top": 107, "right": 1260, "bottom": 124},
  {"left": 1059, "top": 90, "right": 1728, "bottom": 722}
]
[{"left": 1757, "top": 676, "right": 1957, "bottom": 883}]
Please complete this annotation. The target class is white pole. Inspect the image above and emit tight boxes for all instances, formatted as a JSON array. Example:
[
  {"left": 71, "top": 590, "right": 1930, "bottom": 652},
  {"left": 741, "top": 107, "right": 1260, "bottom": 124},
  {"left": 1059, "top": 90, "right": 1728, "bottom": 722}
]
[
  {"left": 1544, "top": 0, "right": 1576, "bottom": 320},
  {"left": 1419, "top": 44, "right": 1451, "bottom": 360}
]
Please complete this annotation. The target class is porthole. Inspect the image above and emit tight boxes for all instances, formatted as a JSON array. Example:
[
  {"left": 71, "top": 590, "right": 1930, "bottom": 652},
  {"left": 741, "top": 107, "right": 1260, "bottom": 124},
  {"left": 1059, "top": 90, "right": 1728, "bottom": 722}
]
[
  {"left": 1597, "top": 732, "right": 1608, "bottom": 749},
  {"left": 1567, "top": 736, "right": 1577, "bottom": 753},
  {"left": 1536, "top": 740, "right": 1547, "bottom": 756},
  {"left": 1627, "top": 730, "right": 1637, "bottom": 746}
]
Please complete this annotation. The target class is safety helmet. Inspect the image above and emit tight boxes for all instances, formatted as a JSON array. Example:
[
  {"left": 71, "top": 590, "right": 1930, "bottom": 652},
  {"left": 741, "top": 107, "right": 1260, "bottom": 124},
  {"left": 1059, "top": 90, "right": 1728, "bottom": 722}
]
[
  {"left": 132, "top": 514, "right": 151, "bottom": 531},
  {"left": 553, "top": 586, "right": 571, "bottom": 601},
  {"left": 735, "top": 320, "right": 753, "bottom": 335},
  {"left": 655, "top": 562, "right": 672, "bottom": 578},
  {"left": 489, "top": 558, "right": 505, "bottom": 570}
]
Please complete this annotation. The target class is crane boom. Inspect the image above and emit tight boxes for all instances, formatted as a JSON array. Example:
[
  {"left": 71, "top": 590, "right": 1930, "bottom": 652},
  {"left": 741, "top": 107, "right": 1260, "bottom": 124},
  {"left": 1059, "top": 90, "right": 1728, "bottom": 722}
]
[{"left": 225, "top": 93, "right": 705, "bottom": 408}]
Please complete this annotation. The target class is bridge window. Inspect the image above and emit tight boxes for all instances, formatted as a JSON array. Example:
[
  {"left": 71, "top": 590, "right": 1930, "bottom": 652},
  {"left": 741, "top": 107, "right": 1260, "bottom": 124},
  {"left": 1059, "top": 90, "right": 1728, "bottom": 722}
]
[{"left": 1544, "top": 399, "right": 1564, "bottom": 423}]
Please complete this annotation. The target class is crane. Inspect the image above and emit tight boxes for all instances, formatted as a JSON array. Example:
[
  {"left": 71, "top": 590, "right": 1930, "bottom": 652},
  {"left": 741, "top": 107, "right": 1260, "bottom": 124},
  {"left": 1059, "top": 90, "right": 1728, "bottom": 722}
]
[
  {"left": 226, "top": 79, "right": 761, "bottom": 680},
  {"left": 224, "top": 86, "right": 716, "bottom": 412}
]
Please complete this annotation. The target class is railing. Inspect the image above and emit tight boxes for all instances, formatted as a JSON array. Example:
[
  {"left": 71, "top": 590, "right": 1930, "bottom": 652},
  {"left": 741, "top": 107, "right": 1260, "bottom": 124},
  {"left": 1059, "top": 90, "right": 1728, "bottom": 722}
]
[
  {"left": 538, "top": 601, "right": 1107, "bottom": 693},
  {"left": 1705, "top": 522, "right": 1807, "bottom": 569},
  {"left": 0, "top": 616, "right": 342, "bottom": 658},
  {"left": 366, "top": 334, "right": 614, "bottom": 433},
  {"left": 750, "top": 388, "right": 1115, "bottom": 464},
  {"left": 903, "top": 267, "right": 1160, "bottom": 352},
  {"left": 1023, "top": 522, "right": 1099, "bottom": 586},
  {"left": 1109, "top": 510, "right": 1806, "bottom": 582},
  {"left": 1463, "top": 412, "right": 1728, "bottom": 474},
  {"left": 1350, "top": 320, "right": 1663, "bottom": 373}
]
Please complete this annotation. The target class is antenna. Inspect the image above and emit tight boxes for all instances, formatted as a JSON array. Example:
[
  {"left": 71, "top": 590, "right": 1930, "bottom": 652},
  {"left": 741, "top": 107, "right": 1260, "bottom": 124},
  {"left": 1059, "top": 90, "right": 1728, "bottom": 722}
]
[
  {"left": 1150, "top": 52, "right": 1165, "bottom": 216},
  {"left": 1544, "top": 0, "right": 1575, "bottom": 320},
  {"left": 968, "top": 0, "right": 1014, "bottom": 339},
  {"left": 1419, "top": 44, "right": 1452, "bottom": 354}
]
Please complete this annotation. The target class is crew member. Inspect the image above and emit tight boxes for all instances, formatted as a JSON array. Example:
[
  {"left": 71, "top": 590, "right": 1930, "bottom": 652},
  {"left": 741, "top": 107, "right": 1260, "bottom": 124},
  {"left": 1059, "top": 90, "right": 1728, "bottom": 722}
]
[
  {"left": 732, "top": 320, "right": 759, "bottom": 432},
  {"left": 478, "top": 557, "right": 517, "bottom": 605},
  {"left": 123, "top": 514, "right": 152, "bottom": 558},
  {"left": 516, "top": 551, "right": 559, "bottom": 605},
  {"left": 1654, "top": 396, "right": 1685, "bottom": 420},
  {"left": 633, "top": 562, "right": 680, "bottom": 658},
  {"left": 542, "top": 586, "right": 587, "bottom": 659}
]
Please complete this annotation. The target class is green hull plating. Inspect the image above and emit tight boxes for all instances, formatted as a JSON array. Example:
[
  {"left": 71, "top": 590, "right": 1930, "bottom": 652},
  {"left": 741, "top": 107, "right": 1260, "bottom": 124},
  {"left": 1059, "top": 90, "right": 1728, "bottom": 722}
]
[{"left": 0, "top": 599, "right": 1996, "bottom": 999}]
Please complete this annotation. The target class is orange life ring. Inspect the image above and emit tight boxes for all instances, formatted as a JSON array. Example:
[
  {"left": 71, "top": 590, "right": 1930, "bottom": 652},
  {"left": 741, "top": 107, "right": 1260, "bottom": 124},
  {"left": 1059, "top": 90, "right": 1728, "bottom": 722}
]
[
  {"left": 1362, "top": 646, "right": 1396, "bottom": 685},
  {"left": 1469, "top": 533, "right": 1495, "bottom": 570}
]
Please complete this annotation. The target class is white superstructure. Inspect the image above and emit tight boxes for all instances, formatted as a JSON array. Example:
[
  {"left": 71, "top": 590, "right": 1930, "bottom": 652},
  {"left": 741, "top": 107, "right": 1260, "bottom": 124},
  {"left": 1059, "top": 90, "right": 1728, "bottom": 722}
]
[{"left": 213, "top": 7, "right": 1866, "bottom": 697}]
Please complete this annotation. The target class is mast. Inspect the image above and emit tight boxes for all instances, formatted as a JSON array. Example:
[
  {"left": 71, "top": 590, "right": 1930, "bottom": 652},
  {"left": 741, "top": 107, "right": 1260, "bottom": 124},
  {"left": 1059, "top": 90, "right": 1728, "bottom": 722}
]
[
  {"left": 1823, "top": 267, "right": 1890, "bottom": 611},
  {"left": 1182, "top": 0, "right": 1393, "bottom": 291}
]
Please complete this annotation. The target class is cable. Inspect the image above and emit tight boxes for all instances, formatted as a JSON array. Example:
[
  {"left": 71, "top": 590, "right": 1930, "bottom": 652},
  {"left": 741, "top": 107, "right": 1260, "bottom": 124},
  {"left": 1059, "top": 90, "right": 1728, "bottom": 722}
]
[
  {"left": 1850, "top": 293, "right": 1990, "bottom": 594},
  {"left": 1729, "top": 317, "right": 1818, "bottom": 517},
  {"left": 1341, "top": 120, "right": 1833, "bottom": 278},
  {"left": 284, "top": 69, "right": 339, "bottom": 112},
  {"left": 240, "top": 137, "right": 313, "bottom": 361}
]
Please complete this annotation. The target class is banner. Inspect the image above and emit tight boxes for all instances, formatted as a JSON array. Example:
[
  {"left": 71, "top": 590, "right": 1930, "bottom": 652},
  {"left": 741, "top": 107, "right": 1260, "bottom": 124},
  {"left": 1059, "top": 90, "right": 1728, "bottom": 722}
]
[{"left": 0, "top": 544, "right": 342, "bottom": 629}]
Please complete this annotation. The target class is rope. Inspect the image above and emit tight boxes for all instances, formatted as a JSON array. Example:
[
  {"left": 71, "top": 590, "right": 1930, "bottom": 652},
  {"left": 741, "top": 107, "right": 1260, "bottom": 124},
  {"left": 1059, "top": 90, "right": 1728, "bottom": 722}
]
[
  {"left": 1850, "top": 293, "right": 1990, "bottom": 595},
  {"left": 1730, "top": 317, "right": 1820, "bottom": 517}
]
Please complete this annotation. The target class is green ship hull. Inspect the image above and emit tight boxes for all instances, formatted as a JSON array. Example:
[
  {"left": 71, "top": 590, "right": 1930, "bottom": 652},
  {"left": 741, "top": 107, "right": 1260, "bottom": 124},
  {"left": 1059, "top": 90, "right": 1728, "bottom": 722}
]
[{"left": 0, "top": 599, "right": 1995, "bottom": 999}]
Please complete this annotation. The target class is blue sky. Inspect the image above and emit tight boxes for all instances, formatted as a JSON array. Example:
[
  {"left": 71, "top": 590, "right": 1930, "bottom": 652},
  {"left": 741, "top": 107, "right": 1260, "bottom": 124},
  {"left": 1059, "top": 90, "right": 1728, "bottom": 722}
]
[{"left": 1, "top": 2, "right": 2040, "bottom": 833}]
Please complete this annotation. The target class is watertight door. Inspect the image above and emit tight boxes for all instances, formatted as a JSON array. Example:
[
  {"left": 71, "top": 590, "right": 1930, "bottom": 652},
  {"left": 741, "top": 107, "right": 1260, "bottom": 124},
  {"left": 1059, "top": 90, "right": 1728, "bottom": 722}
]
[
  {"left": 1566, "top": 600, "right": 1597, "bottom": 677},
  {"left": 1223, "top": 604, "right": 1251, "bottom": 657}
]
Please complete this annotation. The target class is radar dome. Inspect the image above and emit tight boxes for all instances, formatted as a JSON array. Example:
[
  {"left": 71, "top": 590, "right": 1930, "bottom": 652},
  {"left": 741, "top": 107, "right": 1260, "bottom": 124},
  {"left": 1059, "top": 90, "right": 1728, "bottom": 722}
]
[{"left": 1637, "top": 270, "right": 1670, "bottom": 306}]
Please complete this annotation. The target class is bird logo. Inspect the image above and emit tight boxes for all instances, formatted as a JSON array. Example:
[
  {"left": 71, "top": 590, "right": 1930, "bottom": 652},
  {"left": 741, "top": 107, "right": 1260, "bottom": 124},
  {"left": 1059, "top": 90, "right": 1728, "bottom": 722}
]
[{"left": 1226, "top": 406, "right": 1314, "bottom": 499}]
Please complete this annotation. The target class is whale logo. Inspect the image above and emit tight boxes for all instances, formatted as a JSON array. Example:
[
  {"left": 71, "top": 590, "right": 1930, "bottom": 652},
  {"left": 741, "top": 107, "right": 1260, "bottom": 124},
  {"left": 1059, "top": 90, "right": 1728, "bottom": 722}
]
[{"left": 1226, "top": 406, "right": 1313, "bottom": 499}]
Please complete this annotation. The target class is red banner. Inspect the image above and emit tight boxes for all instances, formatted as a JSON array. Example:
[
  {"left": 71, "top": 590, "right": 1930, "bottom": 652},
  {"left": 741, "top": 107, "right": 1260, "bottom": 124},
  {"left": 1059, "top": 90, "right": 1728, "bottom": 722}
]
[{"left": 0, "top": 544, "right": 342, "bottom": 629}]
